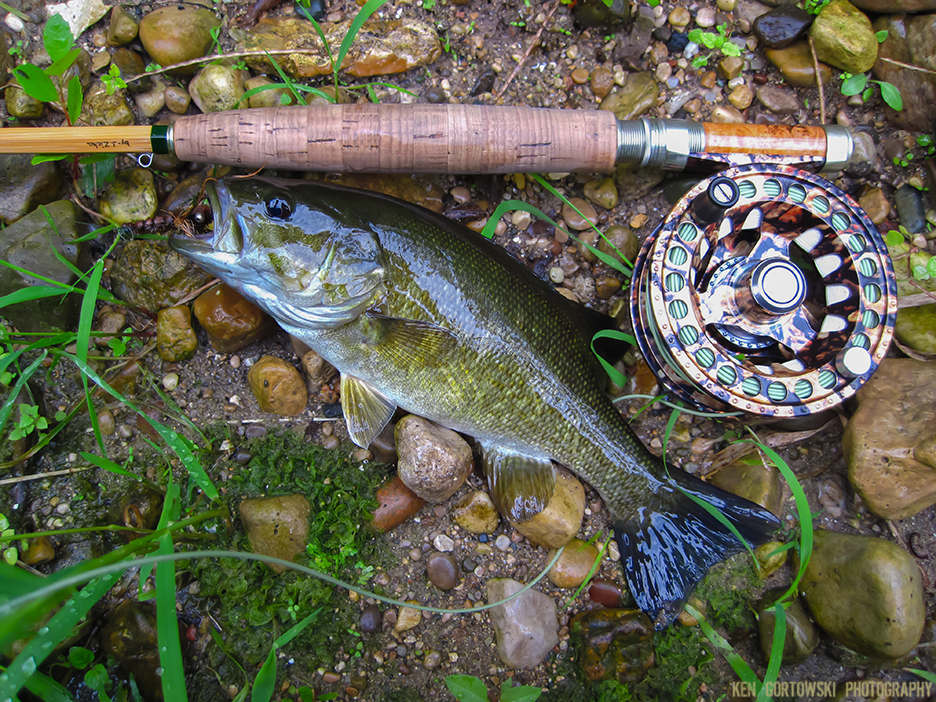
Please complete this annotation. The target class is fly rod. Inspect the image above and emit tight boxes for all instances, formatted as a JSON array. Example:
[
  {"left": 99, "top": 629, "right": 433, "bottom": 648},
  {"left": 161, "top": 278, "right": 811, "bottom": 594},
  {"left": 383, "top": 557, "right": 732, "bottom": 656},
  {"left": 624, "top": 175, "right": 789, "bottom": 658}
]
[{"left": 0, "top": 104, "right": 853, "bottom": 174}]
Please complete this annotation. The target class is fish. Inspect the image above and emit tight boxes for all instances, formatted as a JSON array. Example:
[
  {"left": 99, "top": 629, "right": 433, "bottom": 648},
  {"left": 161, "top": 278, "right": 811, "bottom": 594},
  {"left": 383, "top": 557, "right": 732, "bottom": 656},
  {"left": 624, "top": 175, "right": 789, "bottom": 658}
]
[{"left": 171, "top": 176, "right": 780, "bottom": 627}]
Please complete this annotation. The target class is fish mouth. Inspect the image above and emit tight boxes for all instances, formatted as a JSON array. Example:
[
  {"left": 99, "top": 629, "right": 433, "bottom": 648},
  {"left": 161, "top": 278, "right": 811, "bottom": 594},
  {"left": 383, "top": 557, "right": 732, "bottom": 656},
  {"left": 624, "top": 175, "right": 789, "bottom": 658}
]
[{"left": 169, "top": 180, "right": 244, "bottom": 274}]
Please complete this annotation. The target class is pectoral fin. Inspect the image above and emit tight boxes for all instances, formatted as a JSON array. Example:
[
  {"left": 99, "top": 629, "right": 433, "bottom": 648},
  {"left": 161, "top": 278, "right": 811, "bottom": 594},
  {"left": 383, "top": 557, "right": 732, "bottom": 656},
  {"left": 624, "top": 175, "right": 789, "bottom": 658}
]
[
  {"left": 340, "top": 374, "right": 397, "bottom": 448},
  {"left": 480, "top": 443, "right": 556, "bottom": 522},
  {"left": 361, "top": 313, "right": 457, "bottom": 367}
]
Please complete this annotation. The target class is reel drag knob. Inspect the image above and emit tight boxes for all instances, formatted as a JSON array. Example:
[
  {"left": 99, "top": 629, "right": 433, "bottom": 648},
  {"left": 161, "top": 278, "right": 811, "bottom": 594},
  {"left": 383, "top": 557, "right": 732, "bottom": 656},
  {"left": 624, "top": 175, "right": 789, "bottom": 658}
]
[{"left": 630, "top": 164, "right": 897, "bottom": 417}]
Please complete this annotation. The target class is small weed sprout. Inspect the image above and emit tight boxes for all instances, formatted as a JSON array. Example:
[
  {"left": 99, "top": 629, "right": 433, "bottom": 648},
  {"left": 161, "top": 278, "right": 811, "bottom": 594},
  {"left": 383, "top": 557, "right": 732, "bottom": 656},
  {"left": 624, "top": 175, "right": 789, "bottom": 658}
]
[
  {"left": 840, "top": 71, "right": 903, "bottom": 111},
  {"left": 0, "top": 513, "right": 17, "bottom": 565},
  {"left": 11, "top": 13, "right": 83, "bottom": 125},
  {"left": 688, "top": 24, "right": 742, "bottom": 69}
]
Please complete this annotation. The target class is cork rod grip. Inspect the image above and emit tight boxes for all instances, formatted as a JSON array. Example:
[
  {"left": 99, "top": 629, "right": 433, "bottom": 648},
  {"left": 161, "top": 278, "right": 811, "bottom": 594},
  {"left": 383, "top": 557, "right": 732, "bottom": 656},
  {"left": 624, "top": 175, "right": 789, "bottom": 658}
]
[
  {"left": 172, "top": 104, "right": 619, "bottom": 173},
  {"left": 703, "top": 123, "right": 828, "bottom": 157}
]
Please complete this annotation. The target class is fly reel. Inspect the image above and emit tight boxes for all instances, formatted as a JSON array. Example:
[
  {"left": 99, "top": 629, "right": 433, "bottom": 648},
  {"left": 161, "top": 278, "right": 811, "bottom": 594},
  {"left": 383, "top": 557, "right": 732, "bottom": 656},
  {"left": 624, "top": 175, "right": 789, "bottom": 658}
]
[{"left": 630, "top": 163, "right": 898, "bottom": 417}]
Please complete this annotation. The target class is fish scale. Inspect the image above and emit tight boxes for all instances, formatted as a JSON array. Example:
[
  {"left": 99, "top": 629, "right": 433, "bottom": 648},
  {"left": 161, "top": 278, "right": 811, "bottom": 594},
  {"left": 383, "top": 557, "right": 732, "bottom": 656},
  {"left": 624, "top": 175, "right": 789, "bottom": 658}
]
[{"left": 172, "top": 176, "right": 780, "bottom": 627}]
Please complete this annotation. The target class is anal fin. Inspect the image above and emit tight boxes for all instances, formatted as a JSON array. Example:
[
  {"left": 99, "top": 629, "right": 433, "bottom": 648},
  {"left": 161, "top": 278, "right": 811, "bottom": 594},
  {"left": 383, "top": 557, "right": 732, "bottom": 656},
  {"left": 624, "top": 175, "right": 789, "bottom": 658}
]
[
  {"left": 480, "top": 443, "right": 556, "bottom": 522},
  {"left": 340, "top": 374, "right": 397, "bottom": 449}
]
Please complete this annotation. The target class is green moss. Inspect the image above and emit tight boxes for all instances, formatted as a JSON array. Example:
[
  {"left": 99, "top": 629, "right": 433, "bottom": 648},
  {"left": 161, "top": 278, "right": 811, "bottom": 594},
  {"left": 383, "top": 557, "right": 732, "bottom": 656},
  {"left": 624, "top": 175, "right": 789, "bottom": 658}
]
[
  {"left": 187, "top": 428, "right": 392, "bottom": 673},
  {"left": 694, "top": 553, "right": 759, "bottom": 631}
]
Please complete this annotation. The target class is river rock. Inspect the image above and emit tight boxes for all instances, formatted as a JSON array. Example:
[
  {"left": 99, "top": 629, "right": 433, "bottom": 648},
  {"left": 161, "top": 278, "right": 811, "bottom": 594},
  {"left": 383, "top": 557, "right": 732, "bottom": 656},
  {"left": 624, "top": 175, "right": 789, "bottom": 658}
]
[
  {"left": 81, "top": 83, "right": 134, "bottom": 126},
  {"left": 300, "top": 349, "right": 338, "bottom": 394},
  {"left": 188, "top": 64, "right": 246, "bottom": 113},
  {"left": 589, "top": 579, "right": 627, "bottom": 608},
  {"left": 237, "top": 17, "right": 441, "bottom": 78},
  {"left": 394, "top": 603, "right": 422, "bottom": 633},
  {"left": 569, "top": 609, "right": 654, "bottom": 683},
  {"left": 371, "top": 474, "right": 425, "bottom": 532},
  {"left": 765, "top": 42, "right": 834, "bottom": 88},
  {"left": 572, "top": 0, "right": 630, "bottom": 28},
  {"left": 711, "top": 456, "right": 783, "bottom": 517},
  {"left": 0, "top": 200, "right": 87, "bottom": 333},
  {"left": 139, "top": 4, "right": 221, "bottom": 76},
  {"left": 796, "top": 529, "right": 924, "bottom": 659},
  {"left": 110, "top": 240, "right": 212, "bottom": 312},
  {"left": 756, "top": 588, "right": 819, "bottom": 665},
  {"left": 509, "top": 467, "right": 584, "bottom": 549},
  {"left": 809, "top": 0, "right": 877, "bottom": 74},
  {"left": 754, "top": 5, "right": 813, "bottom": 49},
  {"left": 895, "top": 183, "right": 927, "bottom": 234},
  {"left": 615, "top": 5, "right": 655, "bottom": 70},
  {"left": 247, "top": 356, "right": 308, "bottom": 416},
  {"left": 20, "top": 535, "right": 55, "bottom": 566},
  {"left": 583, "top": 178, "right": 618, "bottom": 210},
  {"left": 562, "top": 198, "right": 598, "bottom": 231},
  {"left": 360, "top": 604, "right": 382, "bottom": 633},
  {"left": 756, "top": 84, "right": 801, "bottom": 113},
  {"left": 486, "top": 578, "right": 559, "bottom": 669},
  {"left": 164, "top": 85, "right": 192, "bottom": 114},
  {"left": 613, "top": 164, "right": 666, "bottom": 201},
  {"left": 598, "top": 225, "right": 639, "bottom": 267},
  {"left": 5, "top": 84, "right": 43, "bottom": 119},
  {"left": 0, "top": 154, "right": 66, "bottom": 225},
  {"left": 239, "top": 494, "right": 310, "bottom": 573},
  {"left": 192, "top": 283, "right": 274, "bottom": 352},
  {"left": 851, "top": 0, "right": 936, "bottom": 11},
  {"left": 107, "top": 5, "right": 139, "bottom": 46},
  {"left": 395, "top": 415, "right": 473, "bottom": 503},
  {"left": 98, "top": 169, "right": 158, "bottom": 225},
  {"left": 857, "top": 185, "right": 889, "bottom": 225},
  {"left": 100, "top": 600, "right": 166, "bottom": 700},
  {"left": 736, "top": 0, "right": 772, "bottom": 33},
  {"left": 325, "top": 173, "right": 444, "bottom": 213},
  {"left": 244, "top": 75, "right": 296, "bottom": 109},
  {"left": 895, "top": 305, "right": 936, "bottom": 354},
  {"left": 451, "top": 490, "right": 500, "bottom": 533},
  {"left": 842, "top": 358, "right": 936, "bottom": 519},
  {"left": 599, "top": 72, "right": 659, "bottom": 121},
  {"left": 112, "top": 48, "right": 151, "bottom": 93},
  {"left": 426, "top": 551, "right": 460, "bottom": 590},
  {"left": 546, "top": 538, "right": 600, "bottom": 589},
  {"left": 156, "top": 306, "right": 198, "bottom": 362}
]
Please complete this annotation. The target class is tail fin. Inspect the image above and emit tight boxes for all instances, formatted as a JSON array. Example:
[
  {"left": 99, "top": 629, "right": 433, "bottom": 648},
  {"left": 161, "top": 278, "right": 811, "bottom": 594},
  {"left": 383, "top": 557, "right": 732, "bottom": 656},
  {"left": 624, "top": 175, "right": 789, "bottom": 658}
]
[{"left": 613, "top": 470, "right": 780, "bottom": 629}]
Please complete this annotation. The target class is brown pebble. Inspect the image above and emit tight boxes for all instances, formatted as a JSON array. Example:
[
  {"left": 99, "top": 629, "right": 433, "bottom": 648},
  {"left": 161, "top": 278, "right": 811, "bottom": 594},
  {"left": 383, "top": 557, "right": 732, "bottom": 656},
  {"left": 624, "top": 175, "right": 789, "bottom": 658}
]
[
  {"left": 323, "top": 435, "right": 340, "bottom": 450},
  {"left": 571, "top": 67, "right": 590, "bottom": 84},
  {"left": 590, "top": 66, "right": 615, "bottom": 99},
  {"left": 360, "top": 604, "right": 382, "bottom": 633},
  {"left": 323, "top": 672, "right": 341, "bottom": 683},
  {"left": 426, "top": 551, "right": 460, "bottom": 590},
  {"left": 700, "top": 71, "right": 717, "bottom": 89}
]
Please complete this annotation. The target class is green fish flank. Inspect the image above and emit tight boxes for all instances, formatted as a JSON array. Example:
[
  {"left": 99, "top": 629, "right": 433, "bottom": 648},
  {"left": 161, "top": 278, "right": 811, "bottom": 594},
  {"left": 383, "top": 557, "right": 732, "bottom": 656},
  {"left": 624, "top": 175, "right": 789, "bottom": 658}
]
[{"left": 171, "top": 176, "right": 780, "bottom": 627}]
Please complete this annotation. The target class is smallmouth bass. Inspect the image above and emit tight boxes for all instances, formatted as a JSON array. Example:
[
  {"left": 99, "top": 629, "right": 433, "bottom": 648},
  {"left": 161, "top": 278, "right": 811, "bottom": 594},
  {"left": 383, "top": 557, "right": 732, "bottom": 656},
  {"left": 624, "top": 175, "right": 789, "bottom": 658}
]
[{"left": 172, "top": 176, "right": 779, "bottom": 626}]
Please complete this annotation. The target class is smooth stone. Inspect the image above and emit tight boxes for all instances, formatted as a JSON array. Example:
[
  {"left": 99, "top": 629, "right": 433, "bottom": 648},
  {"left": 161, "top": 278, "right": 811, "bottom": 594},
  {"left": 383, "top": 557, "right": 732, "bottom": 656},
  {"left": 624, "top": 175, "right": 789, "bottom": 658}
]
[
  {"left": 547, "top": 538, "right": 600, "bottom": 589},
  {"left": 156, "top": 305, "right": 198, "bottom": 362},
  {"left": 394, "top": 603, "right": 422, "bottom": 633},
  {"left": 395, "top": 415, "right": 473, "bottom": 503},
  {"left": 247, "top": 356, "right": 308, "bottom": 416},
  {"left": 20, "top": 535, "right": 55, "bottom": 566},
  {"left": 845, "top": 130, "right": 877, "bottom": 177},
  {"left": 188, "top": 64, "right": 246, "bottom": 113},
  {"left": 5, "top": 84, "right": 43, "bottom": 119},
  {"left": 727, "top": 84, "right": 754, "bottom": 110},
  {"left": 451, "top": 490, "right": 500, "bottom": 534},
  {"left": 842, "top": 358, "right": 936, "bottom": 519},
  {"left": 853, "top": 0, "right": 936, "bottom": 10},
  {"left": 245, "top": 75, "right": 295, "bottom": 108},
  {"left": 426, "top": 552, "right": 460, "bottom": 590},
  {"left": 562, "top": 198, "right": 598, "bottom": 231},
  {"left": 710, "top": 104, "right": 746, "bottom": 123},
  {"left": 736, "top": 0, "right": 771, "bottom": 33},
  {"left": 696, "top": 7, "right": 717, "bottom": 27},
  {"left": 590, "top": 66, "right": 615, "bottom": 99},
  {"left": 112, "top": 48, "right": 151, "bottom": 93},
  {"left": 755, "top": 541, "right": 787, "bottom": 577},
  {"left": 717, "top": 56, "right": 744, "bottom": 81},
  {"left": 360, "top": 604, "right": 382, "bottom": 633},
  {"left": 595, "top": 276, "right": 622, "bottom": 300},
  {"left": 133, "top": 87, "right": 165, "bottom": 119},
  {"left": 589, "top": 578, "right": 627, "bottom": 608},
  {"left": 857, "top": 185, "right": 889, "bottom": 225},
  {"left": 423, "top": 650, "right": 442, "bottom": 670},
  {"left": 164, "top": 85, "right": 191, "bottom": 114},
  {"left": 109, "top": 241, "right": 213, "bottom": 311},
  {"left": 569, "top": 609, "right": 654, "bottom": 683},
  {"left": 765, "top": 42, "right": 834, "bottom": 88},
  {"left": 107, "top": 5, "right": 139, "bottom": 46},
  {"left": 139, "top": 5, "right": 221, "bottom": 76},
  {"left": 510, "top": 468, "right": 585, "bottom": 549},
  {"left": 756, "top": 84, "right": 801, "bottom": 113},
  {"left": 613, "top": 164, "right": 666, "bottom": 201},
  {"left": 809, "top": 0, "right": 877, "bottom": 74},
  {"left": 370, "top": 475, "right": 425, "bottom": 532},
  {"left": 0, "top": 201, "right": 86, "bottom": 332},
  {"left": 598, "top": 225, "right": 639, "bottom": 266},
  {"left": 238, "top": 17, "right": 441, "bottom": 79},
  {"left": 192, "top": 283, "right": 273, "bottom": 352},
  {"left": 583, "top": 177, "right": 618, "bottom": 210},
  {"left": 711, "top": 456, "right": 783, "bottom": 517},
  {"left": 100, "top": 601, "right": 162, "bottom": 696},
  {"left": 757, "top": 588, "right": 819, "bottom": 665},
  {"left": 895, "top": 183, "right": 927, "bottom": 234},
  {"left": 572, "top": 0, "right": 630, "bottom": 28},
  {"left": 753, "top": 5, "right": 814, "bottom": 49},
  {"left": 81, "top": 83, "right": 134, "bottom": 126},
  {"left": 599, "top": 72, "right": 659, "bottom": 121},
  {"left": 97, "top": 168, "right": 157, "bottom": 225},
  {"left": 616, "top": 5, "right": 656, "bottom": 70},
  {"left": 239, "top": 494, "right": 311, "bottom": 573},
  {"left": 668, "top": 6, "right": 691, "bottom": 28},
  {"left": 797, "top": 529, "right": 924, "bottom": 659},
  {"left": 895, "top": 304, "right": 936, "bottom": 355},
  {"left": 0, "top": 154, "right": 66, "bottom": 225},
  {"left": 486, "top": 578, "right": 559, "bottom": 669}
]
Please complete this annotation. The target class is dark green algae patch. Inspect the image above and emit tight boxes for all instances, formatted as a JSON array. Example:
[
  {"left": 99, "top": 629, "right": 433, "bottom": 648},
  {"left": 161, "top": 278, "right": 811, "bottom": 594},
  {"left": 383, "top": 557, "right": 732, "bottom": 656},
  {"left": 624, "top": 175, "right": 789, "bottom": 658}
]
[{"left": 185, "top": 428, "right": 393, "bottom": 684}]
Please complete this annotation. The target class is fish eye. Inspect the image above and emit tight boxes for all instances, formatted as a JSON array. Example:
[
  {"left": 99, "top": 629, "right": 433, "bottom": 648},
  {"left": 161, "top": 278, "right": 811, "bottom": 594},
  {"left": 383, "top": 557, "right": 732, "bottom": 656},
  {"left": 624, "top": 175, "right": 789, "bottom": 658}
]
[{"left": 264, "top": 195, "right": 293, "bottom": 220}]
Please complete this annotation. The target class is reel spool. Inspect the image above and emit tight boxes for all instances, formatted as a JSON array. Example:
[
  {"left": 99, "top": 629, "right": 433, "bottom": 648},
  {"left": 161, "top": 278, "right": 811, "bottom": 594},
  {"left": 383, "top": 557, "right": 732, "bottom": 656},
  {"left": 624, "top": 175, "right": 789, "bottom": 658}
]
[{"left": 630, "top": 163, "right": 898, "bottom": 417}]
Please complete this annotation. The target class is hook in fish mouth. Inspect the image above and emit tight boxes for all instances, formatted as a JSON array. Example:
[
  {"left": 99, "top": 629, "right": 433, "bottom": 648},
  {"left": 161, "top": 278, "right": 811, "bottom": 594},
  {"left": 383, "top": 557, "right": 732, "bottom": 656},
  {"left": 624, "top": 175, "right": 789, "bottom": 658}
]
[{"left": 169, "top": 180, "right": 244, "bottom": 272}]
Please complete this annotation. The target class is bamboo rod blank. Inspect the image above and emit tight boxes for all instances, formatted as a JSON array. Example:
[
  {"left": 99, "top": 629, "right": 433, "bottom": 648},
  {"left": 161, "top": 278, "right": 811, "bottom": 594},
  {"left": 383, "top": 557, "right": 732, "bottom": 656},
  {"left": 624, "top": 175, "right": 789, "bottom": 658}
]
[
  {"left": 703, "top": 123, "right": 827, "bottom": 157},
  {"left": 0, "top": 126, "right": 155, "bottom": 154},
  {"left": 172, "top": 104, "right": 620, "bottom": 173}
]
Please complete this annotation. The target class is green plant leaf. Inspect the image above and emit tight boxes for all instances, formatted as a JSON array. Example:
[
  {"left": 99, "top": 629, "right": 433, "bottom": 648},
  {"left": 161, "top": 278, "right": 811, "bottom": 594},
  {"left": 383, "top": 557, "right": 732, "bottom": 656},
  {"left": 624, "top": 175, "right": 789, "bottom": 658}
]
[
  {"left": 885, "top": 229, "right": 905, "bottom": 247},
  {"left": 45, "top": 48, "right": 80, "bottom": 77},
  {"left": 687, "top": 29, "right": 704, "bottom": 43},
  {"left": 43, "top": 13, "right": 74, "bottom": 64},
  {"left": 79, "top": 451, "right": 142, "bottom": 481},
  {"left": 445, "top": 674, "right": 489, "bottom": 702},
  {"left": 501, "top": 679, "right": 542, "bottom": 702},
  {"left": 840, "top": 72, "right": 868, "bottom": 96},
  {"left": 66, "top": 74, "right": 82, "bottom": 124},
  {"left": 721, "top": 42, "right": 742, "bottom": 57},
  {"left": 12, "top": 64, "right": 59, "bottom": 102},
  {"left": 907, "top": 668, "right": 936, "bottom": 683},
  {"left": 68, "top": 645, "right": 95, "bottom": 669},
  {"left": 927, "top": 256, "right": 936, "bottom": 277},
  {"left": 876, "top": 80, "right": 903, "bottom": 110},
  {"left": 875, "top": 29, "right": 888, "bottom": 42},
  {"left": 252, "top": 608, "right": 322, "bottom": 702}
]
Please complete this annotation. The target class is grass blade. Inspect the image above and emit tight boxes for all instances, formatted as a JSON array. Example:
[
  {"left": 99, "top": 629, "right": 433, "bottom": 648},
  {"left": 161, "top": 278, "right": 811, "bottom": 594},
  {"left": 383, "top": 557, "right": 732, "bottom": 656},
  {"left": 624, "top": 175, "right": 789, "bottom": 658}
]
[
  {"left": 756, "top": 602, "right": 786, "bottom": 702},
  {"left": 252, "top": 608, "right": 322, "bottom": 702},
  {"left": 335, "top": 0, "right": 391, "bottom": 76},
  {"left": 79, "top": 451, "right": 142, "bottom": 481},
  {"left": 684, "top": 603, "right": 760, "bottom": 687},
  {"left": 155, "top": 482, "right": 186, "bottom": 702},
  {"left": 77, "top": 259, "right": 105, "bottom": 453}
]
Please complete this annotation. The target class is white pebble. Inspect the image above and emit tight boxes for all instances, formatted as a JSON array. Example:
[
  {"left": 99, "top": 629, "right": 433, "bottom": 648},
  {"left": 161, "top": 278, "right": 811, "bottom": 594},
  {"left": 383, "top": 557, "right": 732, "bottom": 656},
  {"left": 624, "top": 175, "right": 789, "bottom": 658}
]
[
  {"left": 162, "top": 373, "right": 180, "bottom": 391},
  {"left": 5, "top": 13, "right": 24, "bottom": 32},
  {"left": 495, "top": 534, "right": 511, "bottom": 551},
  {"left": 433, "top": 534, "right": 455, "bottom": 552}
]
